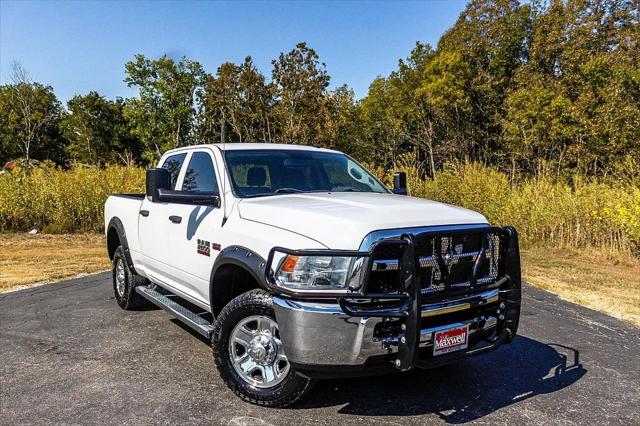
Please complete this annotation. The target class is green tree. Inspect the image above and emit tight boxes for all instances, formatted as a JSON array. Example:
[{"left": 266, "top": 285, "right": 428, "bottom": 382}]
[
  {"left": 3, "top": 0, "right": 638, "bottom": 180},
  {"left": 509, "top": 0, "right": 640, "bottom": 176},
  {"left": 321, "top": 85, "right": 359, "bottom": 154},
  {"left": 198, "top": 57, "right": 273, "bottom": 144},
  {"left": 396, "top": 43, "right": 440, "bottom": 177},
  {"left": 502, "top": 84, "right": 578, "bottom": 178},
  {"left": 237, "top": 57, "right": 275, "bottom": 143},
  {"left": 357, "top": 1, "right": 533, "bottom": 175},
  {"left": 434, "top": 0, "right": 533, "bottom": 164},
  {"left": 358, "top": 77, "right": 406, "bottom": 168},
  {"left": 60, "top": 92, "right": 140, "bottom": 165},
  {"left": 0, "top": 63, "right": 64, "bottom": 164},
  {"left": 199, "top": 62, "right": 241, "bottom": 144},
  {"left": 271, "top": 42, "right": 331, "bottom": 145},
  {"left": 124, "top": 55, "right": 204, "bottom": 163}
]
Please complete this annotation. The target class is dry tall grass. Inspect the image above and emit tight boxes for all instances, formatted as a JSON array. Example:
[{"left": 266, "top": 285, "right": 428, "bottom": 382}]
[
  {"left": 370, "top": 162, "right": 640, "bottom": 256},
  {"left": 0, "top": 163, "right": 144, "bottom": 233},
  {"left": 1, "top": 162, "right": 638, "bottom": 256}
]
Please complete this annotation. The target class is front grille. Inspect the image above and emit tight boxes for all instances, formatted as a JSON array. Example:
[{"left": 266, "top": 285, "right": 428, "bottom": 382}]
[{"left": 368, "top": 229, "right": 506, "bottom": 300}]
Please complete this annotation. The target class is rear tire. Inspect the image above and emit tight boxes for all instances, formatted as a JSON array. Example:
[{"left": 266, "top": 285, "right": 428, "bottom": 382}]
[
  {"left": 112, "top": 246, "right": 148, "bottom": 310},
  {"left": 211, "top": 289, "right": 313, "bottom": 407}
]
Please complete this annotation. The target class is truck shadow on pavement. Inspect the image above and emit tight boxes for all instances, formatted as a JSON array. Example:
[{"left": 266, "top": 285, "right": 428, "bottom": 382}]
[
  {"left": 169, "top": 319, "right": 586, "bottom": 423},
  {"left": 297, "top": 336, "right": 586, "bottom": 423}
]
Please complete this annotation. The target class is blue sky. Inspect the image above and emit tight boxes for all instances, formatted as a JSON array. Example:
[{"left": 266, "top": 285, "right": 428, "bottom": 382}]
[{"left": 1, "top": 1, "right": 467, "bottom": 103}]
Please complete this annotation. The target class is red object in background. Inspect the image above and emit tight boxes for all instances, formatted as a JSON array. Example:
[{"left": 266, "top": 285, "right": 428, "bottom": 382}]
[{"left": 4, "top": 161, "right": 15, "bottom": 171}]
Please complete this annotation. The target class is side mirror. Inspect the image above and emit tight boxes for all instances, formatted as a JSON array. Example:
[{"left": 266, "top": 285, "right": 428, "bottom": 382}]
[
  {"left": 146, "top": 168, "right": 170, "bottom": 202},
  {"left": 156, "top": 189, "right": 221, "bottom": 207},
  {"left": 393, "top": 172, "right": 408, "bottom": 195}
]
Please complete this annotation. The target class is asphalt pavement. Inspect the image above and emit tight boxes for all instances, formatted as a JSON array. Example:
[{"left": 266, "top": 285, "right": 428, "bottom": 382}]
[{"left": 1, "top": 272, "right": 638, "bottom": 425}]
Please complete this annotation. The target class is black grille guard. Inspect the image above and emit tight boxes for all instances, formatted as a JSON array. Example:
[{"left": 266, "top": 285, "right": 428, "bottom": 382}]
[{"left": 264, "top": 225, "right": 521, "bottom": 370}]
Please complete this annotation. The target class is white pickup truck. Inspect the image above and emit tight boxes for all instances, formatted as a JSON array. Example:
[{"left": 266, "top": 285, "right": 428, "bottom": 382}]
[{"left": 104, "top": 143, "right": 521, "bottom": 407}]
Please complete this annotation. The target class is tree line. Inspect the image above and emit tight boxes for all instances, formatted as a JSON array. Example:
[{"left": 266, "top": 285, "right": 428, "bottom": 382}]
[{"left": 1, "top": 0, "right": 638, "bottom": 179}]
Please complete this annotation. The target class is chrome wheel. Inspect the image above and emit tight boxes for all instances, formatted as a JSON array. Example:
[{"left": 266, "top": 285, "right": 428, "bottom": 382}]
[
  {"left": 229, "top": 315, "right": 289, "bottom": 388},
  {"left": 115, "top": 258, "right": 126, "bottom": 297}
]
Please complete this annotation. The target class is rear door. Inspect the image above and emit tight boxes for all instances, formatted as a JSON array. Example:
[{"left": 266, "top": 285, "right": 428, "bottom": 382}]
[
  {"left": 163, "top": 149, "right": 225, "bottom": 305},
  {"left": 138, "top": 152, "right": 187, "bottom": 279}
]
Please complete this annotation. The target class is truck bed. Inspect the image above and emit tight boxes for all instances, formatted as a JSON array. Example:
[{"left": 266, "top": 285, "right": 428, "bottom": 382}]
[{"left": 104, "top": 194, "right": 146, "bottom": 259}]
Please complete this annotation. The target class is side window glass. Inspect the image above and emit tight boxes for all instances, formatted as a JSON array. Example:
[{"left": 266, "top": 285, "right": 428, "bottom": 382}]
[
  {"left": 182, "top": 152, "right": 219, "bottom": 193},
  {"left": 161, "top": 153, "right": 187, "bottom": 190}
]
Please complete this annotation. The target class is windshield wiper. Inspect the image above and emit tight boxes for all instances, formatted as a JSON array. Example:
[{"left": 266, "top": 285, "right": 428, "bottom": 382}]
[
  {"left": 243, "top": 188, "right": 306, "bottom": 198},
  {"left": 274, "top": 188, "right": 304, "bottom": 194},
  {"left": 331, "top": 187, "right": 362, "bottom": 192},
  {"left": 245, "top": 188, "right": 363, "bottom": 198}
]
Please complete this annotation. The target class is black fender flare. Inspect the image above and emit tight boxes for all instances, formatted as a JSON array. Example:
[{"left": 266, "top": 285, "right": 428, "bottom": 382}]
[
  {"left": 106, "top": 216, "right": 137, "bottom": 275},
  {"left": 209, "top": 245, "right": 269, "bottom": 307}
]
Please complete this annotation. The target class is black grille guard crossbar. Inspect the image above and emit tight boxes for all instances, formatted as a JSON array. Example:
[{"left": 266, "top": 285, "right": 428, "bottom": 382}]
[
  {"left": 264, "top": 225, "right": 521, "bottom": 370},
  {"left": 265, "top": 225, "right": 516, "bottom": 302}
]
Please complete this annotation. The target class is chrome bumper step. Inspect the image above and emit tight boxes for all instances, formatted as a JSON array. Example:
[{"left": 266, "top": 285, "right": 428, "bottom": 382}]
[{"left": 136, "top": 286, "right": 214, "bottom": 339}]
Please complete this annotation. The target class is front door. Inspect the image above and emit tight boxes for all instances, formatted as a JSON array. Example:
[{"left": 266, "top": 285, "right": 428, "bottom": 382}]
[
  {"left": 138, "top": 152, "right": 188, "bottom": 279},
  {"left": 163, "top": 149, "right": 225, "bottom": 306}
]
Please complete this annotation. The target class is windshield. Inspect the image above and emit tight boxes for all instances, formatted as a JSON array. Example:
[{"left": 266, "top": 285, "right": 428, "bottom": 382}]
[{"left": 224, "top": 149, "right": 388, "bottom": 198}]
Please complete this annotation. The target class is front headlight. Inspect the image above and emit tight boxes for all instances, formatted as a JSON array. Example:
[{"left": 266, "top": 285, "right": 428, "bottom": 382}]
[{"left": 274, "top": 255, "right": 366, "bottom": 291}]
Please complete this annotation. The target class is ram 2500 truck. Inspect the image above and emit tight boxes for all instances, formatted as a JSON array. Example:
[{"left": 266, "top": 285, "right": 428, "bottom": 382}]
[{"left": 104, "top": 143, "right": 521, "bottom": 407}]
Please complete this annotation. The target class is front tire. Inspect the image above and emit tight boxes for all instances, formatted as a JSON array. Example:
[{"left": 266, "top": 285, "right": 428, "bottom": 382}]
[
  {"left": 112, "top": 246, "right": 148, "bottom": 310},
  {"left": 211, "top": 289, "right": 313, "bottom": 407}
]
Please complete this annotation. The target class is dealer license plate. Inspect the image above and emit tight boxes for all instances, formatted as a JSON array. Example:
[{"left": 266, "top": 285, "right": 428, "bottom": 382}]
[{"left": 433, "top": 324, "right": 469, "bottom": 356}]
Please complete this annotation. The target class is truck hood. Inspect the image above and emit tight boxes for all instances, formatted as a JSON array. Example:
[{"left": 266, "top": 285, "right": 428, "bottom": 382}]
[{"left": 237, "top": 192, "right": 488, "bottom": 249}]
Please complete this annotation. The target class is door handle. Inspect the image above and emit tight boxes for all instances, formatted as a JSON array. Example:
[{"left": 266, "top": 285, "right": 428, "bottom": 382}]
[
  {"left": 139, "top": 210, "right": 149, "bottom": 217},
  {"left": 169, "top": 215, "right": 182, "bottom": 224}
]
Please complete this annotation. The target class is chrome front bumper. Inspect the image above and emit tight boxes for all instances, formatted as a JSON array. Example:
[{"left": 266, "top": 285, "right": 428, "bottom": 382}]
[
  {"left": 273, "top": 289, "right": 502, "bottom": 368},
  {"left": 273, "top": 297, "right": 385, "bottom": 366}
]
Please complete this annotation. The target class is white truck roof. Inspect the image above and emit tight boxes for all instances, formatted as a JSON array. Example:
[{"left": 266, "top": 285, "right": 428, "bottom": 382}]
[{"left": 166, "top": 143, "right": 340, "bottom": 154}]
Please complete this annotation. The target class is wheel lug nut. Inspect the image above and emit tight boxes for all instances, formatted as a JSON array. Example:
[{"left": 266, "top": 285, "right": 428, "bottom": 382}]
[
  {"left": 400, "top": 336, "right": 406, "bottom": 344},
  {"left": 395, "top": 359, "right": 401, "bottom": 367},
  {"left": 500, "top": 302, "right": 506, "bottom": 309}
]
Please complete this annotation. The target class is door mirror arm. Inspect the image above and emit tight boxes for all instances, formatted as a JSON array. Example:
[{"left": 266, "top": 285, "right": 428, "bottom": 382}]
[{"left": 154, "top": 188, "right": 221, "bottom": 207}]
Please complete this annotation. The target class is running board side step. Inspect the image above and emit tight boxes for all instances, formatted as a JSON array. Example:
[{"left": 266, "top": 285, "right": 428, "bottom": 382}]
[{"left": 136, "top": 286, "right": 214, "bottom": 339}]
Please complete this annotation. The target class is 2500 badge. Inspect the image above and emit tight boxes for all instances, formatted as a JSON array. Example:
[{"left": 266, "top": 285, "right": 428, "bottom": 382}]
[{"left": 197, "top": 239, "right": 210, "bottom": 257}]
